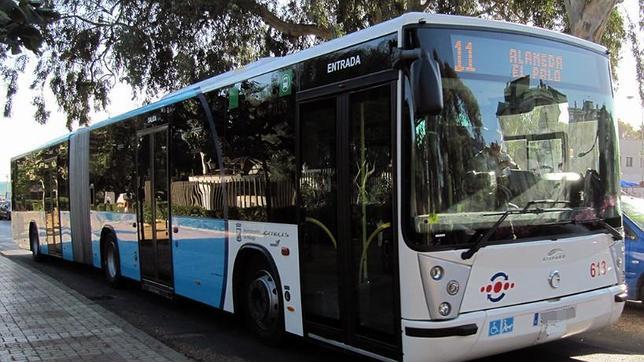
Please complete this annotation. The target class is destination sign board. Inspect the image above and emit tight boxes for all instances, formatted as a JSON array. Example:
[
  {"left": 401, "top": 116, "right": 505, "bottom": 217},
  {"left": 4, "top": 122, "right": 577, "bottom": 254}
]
[{"left": 448, "top": 34, "right": 602, "bottom": 89}]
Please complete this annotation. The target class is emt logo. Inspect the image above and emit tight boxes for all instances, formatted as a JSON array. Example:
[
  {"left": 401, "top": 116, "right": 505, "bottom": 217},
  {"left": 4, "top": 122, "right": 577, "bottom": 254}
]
[{"left": 480, "top": 271, "right": 515, "bottom": 303}]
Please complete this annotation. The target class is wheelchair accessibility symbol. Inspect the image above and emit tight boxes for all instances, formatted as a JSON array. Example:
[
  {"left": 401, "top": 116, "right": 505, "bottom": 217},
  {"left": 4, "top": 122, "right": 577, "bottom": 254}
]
[{"left": 488, "top": 317, "right": 514, "bottom": 336}]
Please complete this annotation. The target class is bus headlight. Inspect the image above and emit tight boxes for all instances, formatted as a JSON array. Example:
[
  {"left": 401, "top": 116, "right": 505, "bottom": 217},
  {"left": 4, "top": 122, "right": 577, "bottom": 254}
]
[
  {"left": 447, "top": 280, "right": 460, "bottom": 295},
  {"left": 430, "top": 266, "right": 444, "bottom": 280},
  {"left": 438, "top": 302, "right": 451, "bottom": 316},
  {"left": 418, "top": 254, "right": 471, "bottom": 320}
]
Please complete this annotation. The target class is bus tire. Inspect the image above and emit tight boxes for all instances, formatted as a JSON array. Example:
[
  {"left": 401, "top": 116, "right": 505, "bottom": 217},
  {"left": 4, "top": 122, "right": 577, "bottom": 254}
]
[
  {"left": 242, "top": 256, "right": 285, "bottom": 345},
  {"left": 102, "top": 233, "right": 122, "bottom": 288},
  {"left": 29, "top": 223, "right": 43, "bottom": 262}
]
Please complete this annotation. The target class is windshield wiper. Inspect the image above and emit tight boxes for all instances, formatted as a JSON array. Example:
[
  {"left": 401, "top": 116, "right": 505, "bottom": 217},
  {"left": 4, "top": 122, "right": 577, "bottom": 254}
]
[
  {"left": 586, "top": 218, "right": 623, "bottom": 240},
  {"left": 522, "top": 200, "right": 570, "bottom": 210},
  {"left": 461, "top": 200, "right": 572, "bottom": 260}
]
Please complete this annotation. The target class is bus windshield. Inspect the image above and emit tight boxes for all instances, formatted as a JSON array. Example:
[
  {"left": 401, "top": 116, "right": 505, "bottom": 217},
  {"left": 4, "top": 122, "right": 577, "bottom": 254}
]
[
  {"left": 406, "top": 28, "right": 620, "bottom": 249},
  {"left": 622, "top": 196, "right": 644, "bottom": 230}
]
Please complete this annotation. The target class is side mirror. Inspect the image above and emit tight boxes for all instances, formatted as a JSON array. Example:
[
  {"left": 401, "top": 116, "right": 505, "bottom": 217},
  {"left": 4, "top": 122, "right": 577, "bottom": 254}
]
[{"left": 410, "top": 53, "right": 443, "bottom": 117}]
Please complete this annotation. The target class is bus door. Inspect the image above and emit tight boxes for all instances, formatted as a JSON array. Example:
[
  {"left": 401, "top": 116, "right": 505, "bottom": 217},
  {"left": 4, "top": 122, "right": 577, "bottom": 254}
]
[
  {"left": 297, "top": 80, "right": 399, "bottom": 357},
  {"left": 43, "top": 156, "right": 62, "bottom": 256},
  {"left": 136, "top": 126, "right": 173, "bottom": 290}
]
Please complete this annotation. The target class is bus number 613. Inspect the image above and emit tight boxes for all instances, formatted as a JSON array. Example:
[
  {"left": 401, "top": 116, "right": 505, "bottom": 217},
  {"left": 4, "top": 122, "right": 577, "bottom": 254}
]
[{"left": 590, "top": 260, "right": 607, "bottom": 278}]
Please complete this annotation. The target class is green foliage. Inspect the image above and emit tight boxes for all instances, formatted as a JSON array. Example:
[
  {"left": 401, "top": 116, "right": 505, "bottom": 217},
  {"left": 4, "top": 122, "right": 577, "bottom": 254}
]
[
  {"left": 0, "top": 0, "right": 59, "bottom": 54},
  {"left": 625, "top": 3, "right": 643, "bottom": 108},
  {"left": 0, "top": 0, "right": 59, "bottom": 117},
  {"left": 602, "top": 9, "right": 626, "bottom": 83},
  {"left": 172, "top": 204, "right": 224, "bottom": 219},
  {"left": 618, "top": 120, "right": 643, "bottom": 140}
]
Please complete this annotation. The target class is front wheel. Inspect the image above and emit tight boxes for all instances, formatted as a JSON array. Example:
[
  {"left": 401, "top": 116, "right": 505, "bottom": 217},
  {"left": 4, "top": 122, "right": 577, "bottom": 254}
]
[{"left": 243, "top": 260, "right": 284, "bottom": 345}]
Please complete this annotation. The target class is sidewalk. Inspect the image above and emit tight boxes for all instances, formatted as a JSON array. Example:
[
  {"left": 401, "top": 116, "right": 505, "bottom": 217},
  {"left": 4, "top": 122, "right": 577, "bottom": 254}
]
[{"left": 0, "top": 254, "right": 191, "bottom": 361}]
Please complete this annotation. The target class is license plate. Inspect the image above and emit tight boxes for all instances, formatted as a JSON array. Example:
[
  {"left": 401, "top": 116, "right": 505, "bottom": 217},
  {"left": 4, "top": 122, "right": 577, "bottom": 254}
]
[{"left": 534, "top": 306, "right": 576, "bottom": 325}]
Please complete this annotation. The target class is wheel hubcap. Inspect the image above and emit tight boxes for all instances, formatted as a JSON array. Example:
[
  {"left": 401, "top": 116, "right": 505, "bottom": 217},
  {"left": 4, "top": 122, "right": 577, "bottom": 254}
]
[
  {"left": 107, "top": 245, "right": 116, "bottom": 278},
  {"left": 247, "top": 271, "right": 279, "bottom": 330}
]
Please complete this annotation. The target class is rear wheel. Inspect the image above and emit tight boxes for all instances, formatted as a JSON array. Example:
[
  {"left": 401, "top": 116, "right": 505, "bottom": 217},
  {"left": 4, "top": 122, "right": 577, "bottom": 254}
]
[
  {"left": 242, "top": 258, "right": 284, "bottom": 345},
  {"left": 102, "top": 234, "right": 122, "bottom": 288},
  {"left": 29, "top": 223, "right": 43, "bottom": 262}
]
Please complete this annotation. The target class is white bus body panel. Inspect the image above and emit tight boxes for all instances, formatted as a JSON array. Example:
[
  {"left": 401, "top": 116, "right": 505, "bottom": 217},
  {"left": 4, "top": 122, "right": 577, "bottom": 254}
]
[
  {"left": 459, "top": 233, "right": 617, "bottom": 312},
  {"left": 402, "top": 284, "right": 624, "bottom": 362},
  {"left": 398, "top": 230, "right": 433, "bottom": 320},
  {"left": 11, "top": 211, "right": 45, "bottom": 250},
  {"left": 400, "top": 233, "right": 623, "bottom": 361},
  {"left": 223, "top": 220, "right": 303, "bottom": 336}
]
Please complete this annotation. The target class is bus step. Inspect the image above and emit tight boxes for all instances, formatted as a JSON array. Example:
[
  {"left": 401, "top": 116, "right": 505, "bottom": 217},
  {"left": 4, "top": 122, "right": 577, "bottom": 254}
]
[{"left": 141, "top": 279, "right": 174, "bottom": 299}]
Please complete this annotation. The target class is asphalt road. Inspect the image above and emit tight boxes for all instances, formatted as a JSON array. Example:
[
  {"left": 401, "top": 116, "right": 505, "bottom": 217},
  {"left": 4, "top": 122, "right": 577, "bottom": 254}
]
[{"left": 0, "top": 220, "right": 642, "bottom": 361}]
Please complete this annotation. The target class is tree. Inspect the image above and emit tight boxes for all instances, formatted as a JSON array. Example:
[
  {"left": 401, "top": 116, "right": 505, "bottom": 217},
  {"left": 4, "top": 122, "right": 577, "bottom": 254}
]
[
  {"left": 1, "top": 0, "right": 58, "bottom": 117},
  {"left": 0, "top": 0, "right": 627, "bottom": 129},
  {"left": 564, "top": 0, "right": 617, "bottom": 42},
  {"left": 618, "top": 119, "right": 643, "bottom": 140},
  {"left": 625, "top": 1, "right": 643, "bottom": 109},
  {"left": 0, "top": 0, "right": 59, "bottom": 54}
]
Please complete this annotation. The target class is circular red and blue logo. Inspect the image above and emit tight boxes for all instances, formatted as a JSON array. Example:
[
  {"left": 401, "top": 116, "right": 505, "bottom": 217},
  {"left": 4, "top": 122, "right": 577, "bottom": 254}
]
[{"left": 480, "top": 272, "right": 515, "bottom": 302}]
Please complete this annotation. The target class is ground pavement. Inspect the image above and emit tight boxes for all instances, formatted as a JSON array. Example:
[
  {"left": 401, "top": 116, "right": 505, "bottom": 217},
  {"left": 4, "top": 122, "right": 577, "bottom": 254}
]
[{"left": 0, "top": 252, "right": 190, "bottom": 362}]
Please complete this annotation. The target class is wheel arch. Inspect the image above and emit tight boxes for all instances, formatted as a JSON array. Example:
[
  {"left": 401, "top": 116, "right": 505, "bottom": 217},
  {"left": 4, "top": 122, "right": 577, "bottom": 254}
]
[{"left": 232, "top": 243, "right": 282, "bottom": 314}]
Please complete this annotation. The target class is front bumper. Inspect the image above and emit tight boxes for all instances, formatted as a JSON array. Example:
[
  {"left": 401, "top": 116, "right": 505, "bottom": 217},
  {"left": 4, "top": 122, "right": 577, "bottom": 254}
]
[{"left": 402, "top": 284, "right": 626, "bottom": 362}]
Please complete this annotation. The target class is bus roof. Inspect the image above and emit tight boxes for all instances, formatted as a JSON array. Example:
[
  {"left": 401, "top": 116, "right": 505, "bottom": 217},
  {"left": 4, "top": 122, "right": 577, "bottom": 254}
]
[{"left": 13, "top": 13, "right": 607, "bottom": 161}]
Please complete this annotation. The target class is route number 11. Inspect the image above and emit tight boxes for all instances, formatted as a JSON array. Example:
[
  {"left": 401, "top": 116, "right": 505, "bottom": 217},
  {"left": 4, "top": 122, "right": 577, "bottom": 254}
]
[{"left": 454, "top": 40, "right": 476, "bottom": 72}]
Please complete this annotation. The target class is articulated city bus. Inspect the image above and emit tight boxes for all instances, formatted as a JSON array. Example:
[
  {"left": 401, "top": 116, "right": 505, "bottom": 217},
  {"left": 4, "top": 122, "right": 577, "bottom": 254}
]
[{"left": 11, "top": 13, "right": 626, "bottom": 361}]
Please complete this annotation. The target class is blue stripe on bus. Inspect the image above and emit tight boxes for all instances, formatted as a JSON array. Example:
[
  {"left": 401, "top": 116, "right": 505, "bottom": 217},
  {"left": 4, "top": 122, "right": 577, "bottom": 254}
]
[
  {"left": 219, "top": 221, "right": 229, "bottom": 309},
  {"left": 118, "top": 239, "right": 141, "bottom": 281},
  {"left": 92, "top": 239, "right": 101, "bottom": 268},
  {"left": 172, "top": 216, "right": 226, "bottom": 308},
  {"left": 173, "top": 217, "right": 225, "bottom": 230},
  {"left": 90, "top": 211, "right": 139, "bottom": 279},
  {"left": 62, "top": 241, "right": 73, "bottom": 261}
]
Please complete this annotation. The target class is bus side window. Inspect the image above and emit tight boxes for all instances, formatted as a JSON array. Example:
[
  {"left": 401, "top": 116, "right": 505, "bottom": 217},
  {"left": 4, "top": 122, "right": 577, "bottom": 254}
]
[
  {"left": 207, "top": 73, "right": 296, "bottom": 224},
  {"left": 169, "top": 98, "right": 225, "bottom": 219}
]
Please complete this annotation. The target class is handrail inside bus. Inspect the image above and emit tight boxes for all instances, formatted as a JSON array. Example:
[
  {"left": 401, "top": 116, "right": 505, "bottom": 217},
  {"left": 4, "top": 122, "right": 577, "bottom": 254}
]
[
  {"left": 359, "top": 222, "right": 391, "bottom": 283},
  {"left": 304, "top": 217, "right": 337, "bottom": 249}
]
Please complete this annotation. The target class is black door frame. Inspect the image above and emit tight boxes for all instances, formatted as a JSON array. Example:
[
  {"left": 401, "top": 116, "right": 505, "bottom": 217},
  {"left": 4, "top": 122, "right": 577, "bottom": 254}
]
[
  {"left": 296, "top": 70, "right": 401, "bottom": 359},
  {"left": 135, "top": 124, "right": 173, "bottom": 287}
]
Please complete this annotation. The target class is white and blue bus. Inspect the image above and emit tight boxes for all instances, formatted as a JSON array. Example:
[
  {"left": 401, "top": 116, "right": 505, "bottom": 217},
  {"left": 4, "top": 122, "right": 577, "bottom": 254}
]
[{"left": 11, "top": 13, "right": 626, "bottom": 361}]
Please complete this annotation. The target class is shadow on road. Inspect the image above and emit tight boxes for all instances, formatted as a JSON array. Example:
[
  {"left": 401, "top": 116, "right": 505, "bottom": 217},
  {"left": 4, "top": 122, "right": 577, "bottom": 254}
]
[{"left": 5, "top": 253, "right": 362, "bottom": 362}]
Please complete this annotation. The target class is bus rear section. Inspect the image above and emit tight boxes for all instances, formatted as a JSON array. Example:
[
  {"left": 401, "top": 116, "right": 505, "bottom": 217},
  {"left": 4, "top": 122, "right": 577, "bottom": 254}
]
[{"left": 398, "top": 23, "right": 625, "bottom": 361}]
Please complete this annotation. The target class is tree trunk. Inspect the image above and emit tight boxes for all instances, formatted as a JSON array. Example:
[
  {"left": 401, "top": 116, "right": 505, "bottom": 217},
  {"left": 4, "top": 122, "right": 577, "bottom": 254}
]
[
  {"left": 236, "top": 0, "right": 334, "bottom": 40},
  {"left": 564, "top": 0, "right": 617, "bottom": 42}
]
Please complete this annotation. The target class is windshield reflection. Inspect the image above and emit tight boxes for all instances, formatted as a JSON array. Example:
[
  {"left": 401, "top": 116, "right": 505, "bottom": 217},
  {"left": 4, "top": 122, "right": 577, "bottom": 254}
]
[{"left": 407, "top": 30, "right": 619, "bottom": 248}]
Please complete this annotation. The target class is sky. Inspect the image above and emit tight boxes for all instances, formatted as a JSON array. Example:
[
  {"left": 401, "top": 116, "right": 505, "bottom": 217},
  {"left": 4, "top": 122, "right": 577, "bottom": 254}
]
[{"left": 0, "top": 1, "right": 642, "bottom": 181}]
